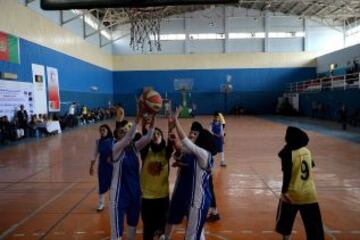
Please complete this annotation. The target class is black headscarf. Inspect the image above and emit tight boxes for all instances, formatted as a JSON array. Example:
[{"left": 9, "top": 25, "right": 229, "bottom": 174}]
[
  {"left": 140, "top": 127, "right": 166, "bottom": 161},
  {"left": 285, "top": 126, "right": 309, "bottom": 150},
  {"left": 191, "top": 122, "right": 217, "bottom": 156}
]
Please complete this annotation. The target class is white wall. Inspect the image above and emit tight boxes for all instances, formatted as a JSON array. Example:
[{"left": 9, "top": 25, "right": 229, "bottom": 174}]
[
  {"left": 19, "top": 0, "right": 112, "bottom": 54},
  {"left": 1, "top": 0, "right": 113, "bottom": 69},
  {"left": 317, "top": 44, "right": 360, "bottom": 74}
]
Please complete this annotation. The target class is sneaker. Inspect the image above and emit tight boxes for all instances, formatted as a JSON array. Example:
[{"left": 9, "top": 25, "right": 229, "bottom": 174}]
[
  {"left": 220, "top": 162, "right": 227, "bottom": 167},
  {"left": 96, "top": 202, "right": 105, "bottom": 212},
  {"left": 206, "top": 213, "right": 220, "bottom": 222}
]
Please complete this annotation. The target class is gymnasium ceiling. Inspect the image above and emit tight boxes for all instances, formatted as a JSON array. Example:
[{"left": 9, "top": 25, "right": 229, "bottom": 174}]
[
  {"left": 87, "top": 0, "right": 360, "bottom": 29},
  {"left": 27, "top": 0, "right": 360, "bottom": 46}
]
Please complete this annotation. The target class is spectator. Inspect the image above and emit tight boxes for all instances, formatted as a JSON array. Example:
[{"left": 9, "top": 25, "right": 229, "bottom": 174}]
[
  {"left": 1, "top": 116, "right": 16, "bottom": 142},
  {"left": 339, "top": 103, "right": 348, "bottom": 130},
  {"left": 16, "top": 105, "right": 28, "bottom": 137},
  {"left": 13, "top": 117, "right": 25, "bottom": 139}
]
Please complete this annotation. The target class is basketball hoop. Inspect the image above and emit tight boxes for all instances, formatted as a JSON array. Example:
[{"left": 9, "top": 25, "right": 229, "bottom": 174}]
[{"left": 125, "top": 7, "right": 166, "bottom": 52}]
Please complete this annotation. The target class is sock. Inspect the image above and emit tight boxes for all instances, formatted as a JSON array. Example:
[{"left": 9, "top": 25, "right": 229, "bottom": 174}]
[
  {"left": 99, "top": 194, "right": 105, "bottom": 205},
  {"left": 283, "top": 235, "right": 291, "bottom": 240},
  {"left": 127, "top": 226, "right": 136, "bottom": 240},
  {"left": 200, "top": 229, "right": 206, "bottom": 240},
  {"left": 220, "top": 152, "right": 225, "bottom": 164},
  {"left": 209, "top": 207, "right": 218, "bottom": 215},
  {"left": 164, "top": 224, "right": 173, "bottom": 240}
]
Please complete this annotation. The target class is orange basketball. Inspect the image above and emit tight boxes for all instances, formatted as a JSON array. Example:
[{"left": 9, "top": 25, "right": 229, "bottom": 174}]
[{"left": 141, "top": 89, "right": 163, "bottom": 113}]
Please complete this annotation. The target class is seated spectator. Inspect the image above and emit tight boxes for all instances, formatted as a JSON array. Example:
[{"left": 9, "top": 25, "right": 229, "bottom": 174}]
[
  {"left": 13, "top": 117, "right": 25, "bottom": 139},
  {"left": 28, "top": 115, "right": 39, "bottom": 137},
  {"left": 1, "top": 116, "right": 16, "bottom": 142}
]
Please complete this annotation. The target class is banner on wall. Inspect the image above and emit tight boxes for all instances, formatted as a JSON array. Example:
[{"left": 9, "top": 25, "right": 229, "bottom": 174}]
[
  {"left": 46, "top": 67, "right": 60, "bottom": 112},
  {"left": 0, "top": 79, "right": 33, "bottom": 120},
  {"left": 32, "top": 64, "right": 47, "bottom": 114},
  {"left": 0, "top": 31, "right": 20, "bottom": 64}
]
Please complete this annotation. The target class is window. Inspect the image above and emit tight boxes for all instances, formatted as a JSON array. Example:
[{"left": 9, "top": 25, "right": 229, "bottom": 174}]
[
  {"left": 71, "top": 10, "right": 111, "bottom": 40},
  {"left": 345, "top": 24, "right": 360, "bottom": 47},
  {"left": 189, "top": 33, "right": 225, "bottom": 40},
  {"left": 268, "top": 32, "right": 305, "bottom": 38},
  {"left": 229, "top": 32, "right": 265, "bottom": 39},
  {"left": 150, "top": 34, "right": 186, "bottom": 41}
]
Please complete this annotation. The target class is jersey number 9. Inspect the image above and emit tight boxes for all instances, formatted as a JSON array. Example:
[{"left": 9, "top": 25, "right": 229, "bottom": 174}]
[{"left": 300, "top": 160, "right": 310, "bottom": 180}]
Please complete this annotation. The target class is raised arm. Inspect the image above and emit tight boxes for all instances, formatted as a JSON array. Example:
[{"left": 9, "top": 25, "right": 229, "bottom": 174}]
[
  {"left": 173, "top": 107, "right": 210, "bottom": 169},
  {"left": 113, "top": 103, "right": 143, "bottom": 160},
  {"left": 112, "top": 123, "right": 137, "bottom": 160},
  {"left": 135, "top": 114, "right": 156, "bottom": 151}
]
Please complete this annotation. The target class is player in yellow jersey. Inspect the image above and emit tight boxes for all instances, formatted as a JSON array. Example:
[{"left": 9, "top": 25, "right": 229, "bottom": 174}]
[{"left": 276, "top": 126, "right": 324, "bottom": 240}]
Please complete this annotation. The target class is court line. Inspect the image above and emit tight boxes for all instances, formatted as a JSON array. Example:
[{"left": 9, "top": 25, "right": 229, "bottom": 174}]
[
  {"left": 0, "top": 178, "right": 82, "bottom": 239},
  {"left": 324, "top": 225, "right": 337, "bottom": 240},
  {"left": 39, "top": 186, "right": 96, "bottom": 239},
  {"left": 262, "top": 115, "right": 360, "bottom": 144},
  {"left": 0, "top": 161, "right": 64, "bottom": 191}
]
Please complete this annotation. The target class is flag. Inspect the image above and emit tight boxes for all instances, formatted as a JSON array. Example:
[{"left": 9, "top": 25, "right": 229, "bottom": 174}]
[{"left": 0, "top": 31, "right": 20, "bottom": 64}]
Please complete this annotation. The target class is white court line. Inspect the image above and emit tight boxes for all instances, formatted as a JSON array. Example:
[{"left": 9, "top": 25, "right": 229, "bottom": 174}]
[
  {"left": 0, "top": 178, "right": 82, "bottom": 239},
  {"left": 75, "top": 231, "right": 86, "bottom": 234},
  {"left": 54, "top": 231, "right": 66, "bottom": 235},
  {"left": 350, "top": 230, "right": 360, "bottom": 234},
  {"left": 13, "top": 233, "right": 25, "bottom": 237},
  {"left": 262, "top": 230, "right": 274, "bottom": 234},
  {"left": 241, "top": 230, "right": 253, "bottom": 234},
  {"left": 94, "top": 230, "right": 105, "bottom": 235},
  {"left": 324, "top": 225, "right": 337, "bottom": 240},
  {"left": 33, "top": 232, "right": 45, "bottom": 236}
]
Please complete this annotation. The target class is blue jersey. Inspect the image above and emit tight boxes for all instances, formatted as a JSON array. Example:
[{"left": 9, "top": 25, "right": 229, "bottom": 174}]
[
  {"left": 169, "top": 152, "right": 213, "bottom": 223},
  {"left": 113, "top": 144, "right": 141, "bottom": 199},
  {"left": 211, "top": 122, "right": 223, "bottom": 153},
  {"left": 97, "top": 138, "right": 114, "bottom": 164},
  {"left": 97, "top": 138, "right": 113, "bottom": 194}
]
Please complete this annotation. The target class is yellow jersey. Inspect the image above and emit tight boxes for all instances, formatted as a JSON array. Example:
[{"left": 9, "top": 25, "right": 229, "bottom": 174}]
[
  {"left": 288, "top": 147, "right": 318, "bottom": 204},
  {"left": 140, "top": 148, "right": 169, "bottom": 199},
  {"left": 218, "top": 113, "right": 226, "bottom": 125}
]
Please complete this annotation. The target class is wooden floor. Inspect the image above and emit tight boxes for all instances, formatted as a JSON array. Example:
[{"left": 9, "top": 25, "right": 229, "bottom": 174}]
[{"left": 0, "top": 116, "right": 359, "bottom": 240}]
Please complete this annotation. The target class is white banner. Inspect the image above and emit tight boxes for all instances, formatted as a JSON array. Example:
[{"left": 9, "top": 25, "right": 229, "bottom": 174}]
[
  {"left": 46, "top": 67, "right": 60, "bottom": 112},
  {"left": 0, "top": 79, "right": 34, "bottom": 120},
  {"left": 32, "top": 64, "right": 47, "bottom": 114}
]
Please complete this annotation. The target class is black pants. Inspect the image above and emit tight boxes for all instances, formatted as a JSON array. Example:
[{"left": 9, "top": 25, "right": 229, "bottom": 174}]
[
  {"left": 276, "top": 200, "right": 324, "bottom": 240},
  {"left": 209, "top": 174, "right": 217, "bottom": 208},
  {"left": 141, "top": 197, "right": 169, "bottom": 240}
]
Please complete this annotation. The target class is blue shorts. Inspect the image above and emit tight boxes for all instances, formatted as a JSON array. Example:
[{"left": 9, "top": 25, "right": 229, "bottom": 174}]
[
  {"left": 112, "top": 189, "right": 141, "bottom": 238},
  {"left": 98, "top": 163, "right": 112, "bottom": 194}
]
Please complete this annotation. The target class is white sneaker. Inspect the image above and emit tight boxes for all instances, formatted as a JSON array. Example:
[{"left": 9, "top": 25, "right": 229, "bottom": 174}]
[
  {"left": 220, "top": 161, "right": 227, "bottom": 167},
  {"left": 96, "top": 202, "right": 105, "bottom": 211},
  {"left": 159, "top": 234, "right": 169, "bottom": 240}
]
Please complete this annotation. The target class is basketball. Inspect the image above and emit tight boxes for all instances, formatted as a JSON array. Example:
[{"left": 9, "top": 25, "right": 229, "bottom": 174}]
[{"left": 141, "top": 89, "right": 163, "bottom": 113}]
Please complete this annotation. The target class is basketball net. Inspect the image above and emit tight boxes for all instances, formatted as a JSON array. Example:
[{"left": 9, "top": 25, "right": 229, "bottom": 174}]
[{"left": 125, "top": 7, "right": 165, "bottom": 52}]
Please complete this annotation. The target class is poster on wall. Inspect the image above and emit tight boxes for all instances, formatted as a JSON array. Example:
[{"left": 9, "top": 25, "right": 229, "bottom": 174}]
[
  {"left": 32, "top": 63, "right": 47, "bottom": 114},
  {"left": 0, "top": 79, "right": 33, "bottom": 120},
  {"left": 46, "top": 67, "right": 60, "bottom": 112},
  {"left": 0, "top": 31, "right": 20, "bottom": 64}
]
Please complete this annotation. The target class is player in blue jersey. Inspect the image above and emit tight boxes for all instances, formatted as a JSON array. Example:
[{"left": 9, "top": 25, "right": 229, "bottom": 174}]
[
  {"left": 110, "top": 105, "right": 155, "bottom": 240},
  {"left": 90, "top": 124, "right": 114, "bottom": 211},
  {"left": 161, "top": 107, "right": 217, "bottom": 240}
]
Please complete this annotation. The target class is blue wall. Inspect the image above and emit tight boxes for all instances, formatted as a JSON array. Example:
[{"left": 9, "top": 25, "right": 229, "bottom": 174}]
[
  {"left": 114, "top": 68, "right": 316, "bottom": 115},
  {"left": 0, "top": 38, "right": 113, "bottom": 114},
  {"left": 297, "top": 44, "right": 360, "bottom": 120},
  {"left": 300, "top": 89, "right": 360, "bottom": 120}
]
